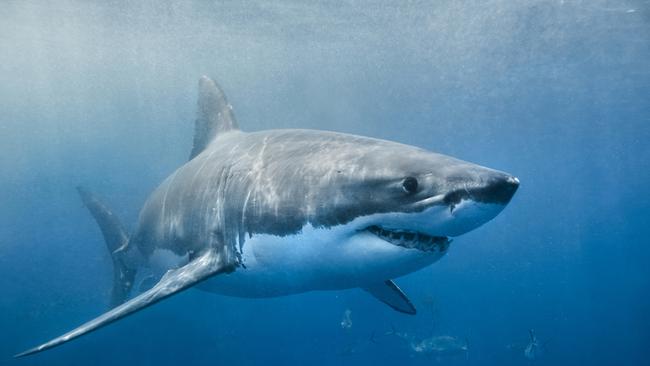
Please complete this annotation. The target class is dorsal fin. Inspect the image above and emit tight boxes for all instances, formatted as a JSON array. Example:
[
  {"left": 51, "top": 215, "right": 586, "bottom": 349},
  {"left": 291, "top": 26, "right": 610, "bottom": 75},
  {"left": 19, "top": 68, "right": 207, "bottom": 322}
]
[{"left": 189, "top": 76, "right": 238, "bottom": 160}]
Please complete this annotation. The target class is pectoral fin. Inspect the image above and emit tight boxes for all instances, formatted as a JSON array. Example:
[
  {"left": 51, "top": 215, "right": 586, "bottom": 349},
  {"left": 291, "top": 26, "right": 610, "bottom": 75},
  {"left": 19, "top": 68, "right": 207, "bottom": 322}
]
[
  {"left": 363, "top": 280, "right": 416, "bottom": 315},
  {"left": 16, "top": 250, "right": 235, "bottom": 357}
]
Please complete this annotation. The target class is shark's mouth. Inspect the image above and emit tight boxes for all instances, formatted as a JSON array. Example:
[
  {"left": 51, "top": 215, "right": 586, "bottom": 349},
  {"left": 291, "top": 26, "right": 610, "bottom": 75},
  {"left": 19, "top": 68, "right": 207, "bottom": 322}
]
[{"left": 366, "top": 225, "right": 451, "bottom": 252}]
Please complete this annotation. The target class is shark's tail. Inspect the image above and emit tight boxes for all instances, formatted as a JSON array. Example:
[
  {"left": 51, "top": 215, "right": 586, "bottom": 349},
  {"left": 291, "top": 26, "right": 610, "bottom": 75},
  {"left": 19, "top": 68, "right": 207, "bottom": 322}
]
[{"left": 77, "top": 187, "right": 136, "bottom": 307}]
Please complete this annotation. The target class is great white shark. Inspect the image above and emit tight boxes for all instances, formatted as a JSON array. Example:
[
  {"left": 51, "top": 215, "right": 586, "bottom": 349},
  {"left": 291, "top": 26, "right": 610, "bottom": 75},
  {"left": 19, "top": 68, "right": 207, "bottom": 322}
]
[{"left": 17, "top": 76, "right": 519, "bottom": 357}]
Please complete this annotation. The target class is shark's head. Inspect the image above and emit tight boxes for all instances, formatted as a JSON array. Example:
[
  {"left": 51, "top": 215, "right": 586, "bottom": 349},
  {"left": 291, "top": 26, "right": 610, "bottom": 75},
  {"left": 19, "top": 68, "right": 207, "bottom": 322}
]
[
  {"left": 341, "top": 144, "right": 519, "bottom": 249},
  {"left": 293, "top": 133, "right": 519, "bottom": 255}
]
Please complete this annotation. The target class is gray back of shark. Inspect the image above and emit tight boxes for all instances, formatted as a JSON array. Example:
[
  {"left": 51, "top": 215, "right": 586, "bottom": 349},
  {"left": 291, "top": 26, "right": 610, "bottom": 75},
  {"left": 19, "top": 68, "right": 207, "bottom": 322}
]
[{"left": 17, "top": 76, "right": 519, "bottom": 357}]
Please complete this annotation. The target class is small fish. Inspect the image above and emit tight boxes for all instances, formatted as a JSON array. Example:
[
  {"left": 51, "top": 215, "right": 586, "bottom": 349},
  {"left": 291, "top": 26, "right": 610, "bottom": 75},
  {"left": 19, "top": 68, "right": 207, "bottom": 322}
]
[
  {"left": 524, "top": 329, "right": 542, "bottom": 361},
  {"left": 385, "top": 326, "right": 468, "bottom": 359},
  {"left": 340, "top": 309, "right": 352, "bottom": 329},
  {"left": 410, "top": 335, "right": 469, "bottom": 357}
]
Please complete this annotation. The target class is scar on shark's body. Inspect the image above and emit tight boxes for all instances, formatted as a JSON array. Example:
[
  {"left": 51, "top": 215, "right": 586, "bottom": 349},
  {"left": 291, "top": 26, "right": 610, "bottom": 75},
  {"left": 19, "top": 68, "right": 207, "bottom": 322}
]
[{"left": 16, "top": 76, "right": 519, "bottom": 357}]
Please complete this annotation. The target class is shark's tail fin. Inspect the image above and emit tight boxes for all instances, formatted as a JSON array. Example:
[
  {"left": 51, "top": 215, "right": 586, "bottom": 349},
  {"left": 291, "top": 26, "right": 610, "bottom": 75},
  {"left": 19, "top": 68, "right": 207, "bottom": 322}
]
[{"left": 77, "top": 187, "right": 135, "bottom": 307}]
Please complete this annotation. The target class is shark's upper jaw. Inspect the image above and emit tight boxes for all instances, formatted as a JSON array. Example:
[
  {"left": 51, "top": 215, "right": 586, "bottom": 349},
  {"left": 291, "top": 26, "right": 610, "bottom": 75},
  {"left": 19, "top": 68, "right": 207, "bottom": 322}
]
[{"left": 366, "top": 225, "right": 451, "bottom": 252}]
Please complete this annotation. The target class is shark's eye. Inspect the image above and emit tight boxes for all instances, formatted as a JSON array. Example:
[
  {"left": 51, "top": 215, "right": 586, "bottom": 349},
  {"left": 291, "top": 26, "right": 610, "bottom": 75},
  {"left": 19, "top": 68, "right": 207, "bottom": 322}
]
[{"left": 402, "top": 177, "right": 418, "bottom": 194}]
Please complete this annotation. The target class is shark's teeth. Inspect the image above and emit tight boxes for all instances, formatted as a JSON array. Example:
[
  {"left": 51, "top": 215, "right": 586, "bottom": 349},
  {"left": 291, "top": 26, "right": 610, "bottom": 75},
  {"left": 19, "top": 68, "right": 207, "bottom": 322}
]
[{"left": 366, "top": 226, "right": 451, "bottom": 252}]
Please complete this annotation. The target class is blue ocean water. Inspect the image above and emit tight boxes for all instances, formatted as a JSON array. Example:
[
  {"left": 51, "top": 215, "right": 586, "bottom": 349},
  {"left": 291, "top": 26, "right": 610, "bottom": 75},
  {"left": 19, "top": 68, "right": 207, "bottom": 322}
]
[{"left": 1, "top": 1, "right": 648, "bottom": 365}]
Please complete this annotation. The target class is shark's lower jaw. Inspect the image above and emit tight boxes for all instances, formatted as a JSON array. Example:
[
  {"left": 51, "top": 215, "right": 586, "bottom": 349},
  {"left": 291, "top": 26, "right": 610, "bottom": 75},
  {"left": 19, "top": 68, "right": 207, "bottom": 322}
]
[{"left": 366, "top": 225, "right": 451, "bottom": 252}]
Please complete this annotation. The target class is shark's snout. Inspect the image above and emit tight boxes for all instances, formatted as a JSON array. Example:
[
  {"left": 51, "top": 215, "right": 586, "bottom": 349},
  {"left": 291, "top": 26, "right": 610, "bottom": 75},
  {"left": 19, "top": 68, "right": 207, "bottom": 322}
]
[
  {"left": 443, "top": 172, "right": 519, "bottom": 207},
  {"left": 497, "top": 175, "right": 520, "bottom": 203}
]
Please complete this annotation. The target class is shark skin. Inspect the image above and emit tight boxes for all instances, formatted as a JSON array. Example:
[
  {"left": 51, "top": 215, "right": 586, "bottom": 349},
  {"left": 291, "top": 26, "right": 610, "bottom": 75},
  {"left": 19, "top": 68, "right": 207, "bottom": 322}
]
[{"left": 17, "top": 76, "right": 519, "bottom": 357}]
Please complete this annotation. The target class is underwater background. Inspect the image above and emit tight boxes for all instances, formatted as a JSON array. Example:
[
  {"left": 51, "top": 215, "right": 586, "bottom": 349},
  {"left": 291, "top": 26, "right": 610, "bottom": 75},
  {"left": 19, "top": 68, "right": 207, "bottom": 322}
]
[{"left": 1, "top": 1, "right": 648, "bottom": 365}]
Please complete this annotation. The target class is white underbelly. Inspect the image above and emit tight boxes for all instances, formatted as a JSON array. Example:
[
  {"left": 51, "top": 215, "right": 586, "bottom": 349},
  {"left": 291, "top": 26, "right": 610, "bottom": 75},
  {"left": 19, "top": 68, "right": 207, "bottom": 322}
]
[{"left": 197, "top": 224, "right": 444, "bottom": 298}]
